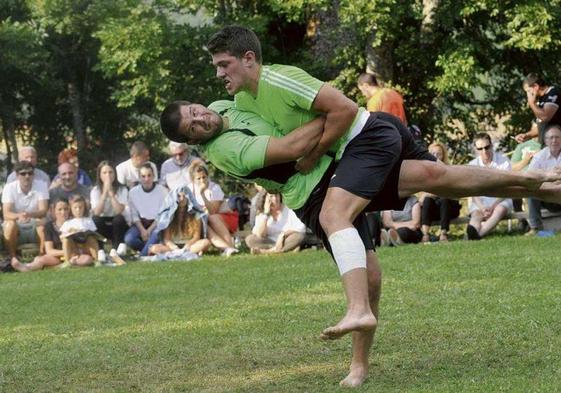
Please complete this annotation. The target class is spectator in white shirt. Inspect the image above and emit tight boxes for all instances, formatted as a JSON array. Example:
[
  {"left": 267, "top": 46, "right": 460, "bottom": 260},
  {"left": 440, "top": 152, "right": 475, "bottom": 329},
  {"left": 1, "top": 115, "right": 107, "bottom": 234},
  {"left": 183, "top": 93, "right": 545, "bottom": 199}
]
[
  {"left": 245, "top": 192, "right": 306, "bottom": 254},
  {"left": 124, "top": 163, "right": 168, "bottom": 255},
  {"left": 2, "top": 161, "right": 49, "bottom": 267},
  {"left": 90, "top": 161, "right": 129, "bottom": 259},
  {"left": 6, "top": 146, "right": 50, "bottom": 187},
  {"left": 526, "top": 125, "right": 561, "bottom": 235},
  {"left": 189, "top": 163, "right": 238, "bottom": 256},
  {"left": 116, "top": 141, "right": 158, "bottom": 188},
  {"left": 160, "top": 142, "right": 202, "bottom": 190},
  {"left": 466, "top": 133, "right": 513, "bottom": 240}
]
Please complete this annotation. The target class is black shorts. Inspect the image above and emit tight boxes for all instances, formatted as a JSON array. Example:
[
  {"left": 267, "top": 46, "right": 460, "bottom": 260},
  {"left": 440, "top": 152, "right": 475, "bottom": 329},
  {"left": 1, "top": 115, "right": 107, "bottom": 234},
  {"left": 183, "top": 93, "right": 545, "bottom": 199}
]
[
  {"left": 295, "top": 112, "right": 435, "bottom": 256},
  {"left": 331, "top": 112, "right": 435, "bottom": 212}
]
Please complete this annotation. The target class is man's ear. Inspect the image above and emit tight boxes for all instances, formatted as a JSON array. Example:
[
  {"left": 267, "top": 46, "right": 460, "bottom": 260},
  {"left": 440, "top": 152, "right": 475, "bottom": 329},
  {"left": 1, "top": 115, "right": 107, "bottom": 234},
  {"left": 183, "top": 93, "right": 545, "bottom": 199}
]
[{"left": 241, "top": 50, "right": 257, "bottom": 67}]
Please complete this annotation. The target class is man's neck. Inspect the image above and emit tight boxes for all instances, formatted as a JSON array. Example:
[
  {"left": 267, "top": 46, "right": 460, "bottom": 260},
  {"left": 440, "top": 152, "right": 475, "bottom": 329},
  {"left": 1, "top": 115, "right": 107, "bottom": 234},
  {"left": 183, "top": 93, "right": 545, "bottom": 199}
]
[
  {"left": 19, "top": 182, "right": 32, "bottom": 194},
  {"left": 246, "top": 64, "right": 262, "bottom": 96},
  {"left": 221, "top": 116, "right": 230, "bottom": 131},
  {"left": 549, "top": 148, "right": 561, "bottom": 159}
]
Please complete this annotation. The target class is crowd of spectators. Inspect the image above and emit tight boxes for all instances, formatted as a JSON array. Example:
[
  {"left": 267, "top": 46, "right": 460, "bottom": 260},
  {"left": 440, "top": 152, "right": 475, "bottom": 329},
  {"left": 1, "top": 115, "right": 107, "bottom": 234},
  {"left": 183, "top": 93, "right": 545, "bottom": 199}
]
[{"left": 1, "top": 72, "right": 559, "bottom": 272}]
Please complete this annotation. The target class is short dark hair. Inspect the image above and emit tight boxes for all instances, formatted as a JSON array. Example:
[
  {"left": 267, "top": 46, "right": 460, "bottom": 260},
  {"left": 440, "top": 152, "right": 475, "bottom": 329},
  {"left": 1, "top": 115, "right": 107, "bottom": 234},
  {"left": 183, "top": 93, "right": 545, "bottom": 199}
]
[
  {"left": 473, "top": 132, "right": 492, "bottom": 144},
  {"left": 545, "top": 124, "right": 561, "bottom": 136},
  {"left": 206, "top": 25, "right": 262, "bottom": 63},
  {"left": 14, "top": 161, "right": 33, "bottom": 173},
  {"left": 358, "top": 73, "right": 379, "bottom": 86},
  {"left": 523, "top": 73, "right": 546, "bottom": 87},
  {"left": 130, "top": 141, "right": 148, "bottom": 157},
  {"left": 160, "top": 101, "right": 191, "bottom": 143}
]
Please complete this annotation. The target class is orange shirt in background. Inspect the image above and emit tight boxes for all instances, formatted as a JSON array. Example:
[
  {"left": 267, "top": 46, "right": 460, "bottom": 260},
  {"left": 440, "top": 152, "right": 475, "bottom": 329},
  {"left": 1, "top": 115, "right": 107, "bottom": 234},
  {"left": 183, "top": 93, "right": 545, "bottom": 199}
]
[{"left": 366, "top": 88, "right": 408, "bottom": 126}]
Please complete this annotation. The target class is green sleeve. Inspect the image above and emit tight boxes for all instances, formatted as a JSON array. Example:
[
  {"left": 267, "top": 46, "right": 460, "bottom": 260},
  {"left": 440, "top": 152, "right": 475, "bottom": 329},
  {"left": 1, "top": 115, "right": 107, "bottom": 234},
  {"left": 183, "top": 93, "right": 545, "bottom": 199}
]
[
  {"left": 511, "top": 144, "right": 523, "bottom": 163},
  {"left": 265, "top": 65, "right": 324, "bottom": 111},
  {"left": 204, "top": 132, "right": 271, "bottom": 176}
]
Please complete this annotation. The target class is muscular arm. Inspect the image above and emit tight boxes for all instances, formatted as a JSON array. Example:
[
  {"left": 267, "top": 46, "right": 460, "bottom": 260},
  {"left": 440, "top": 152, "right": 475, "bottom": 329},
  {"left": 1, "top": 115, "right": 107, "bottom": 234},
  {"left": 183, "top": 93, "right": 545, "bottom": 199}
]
[
  {"left": 264, "top": 116, "right": 326, "bottom": 166},
  {"left": 296, "top": 84, "right": 357, "bottom": 172},
  {"left": 529, "top": 100, "right": 558, "bottom": 123}
]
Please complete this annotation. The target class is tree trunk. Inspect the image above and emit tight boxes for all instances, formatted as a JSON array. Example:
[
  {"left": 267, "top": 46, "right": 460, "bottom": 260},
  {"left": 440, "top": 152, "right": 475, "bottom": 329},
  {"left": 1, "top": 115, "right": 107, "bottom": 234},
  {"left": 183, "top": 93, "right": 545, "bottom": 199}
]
[
  {"left": 365, "top": 40, "right": 394, "bottom": 84},
  {"left": 67, "top": 80, "right": 87, "bottom": 151},
  {"left": 0, "top": 109, "right": 19, "bottom": 171},
  {"left": 421, "top": 0, "right": 439, "bottom": 39}
]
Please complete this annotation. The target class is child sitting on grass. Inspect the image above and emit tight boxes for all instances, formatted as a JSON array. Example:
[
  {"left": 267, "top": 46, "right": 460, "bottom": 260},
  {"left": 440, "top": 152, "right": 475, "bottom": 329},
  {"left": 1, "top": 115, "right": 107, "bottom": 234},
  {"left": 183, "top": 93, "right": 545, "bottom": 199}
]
[
  {"left": 59, "top": 194, "right": 103, "bottom": 267},
  {"left": 149, "top": 190, "right": 210, "bottom": 256}
]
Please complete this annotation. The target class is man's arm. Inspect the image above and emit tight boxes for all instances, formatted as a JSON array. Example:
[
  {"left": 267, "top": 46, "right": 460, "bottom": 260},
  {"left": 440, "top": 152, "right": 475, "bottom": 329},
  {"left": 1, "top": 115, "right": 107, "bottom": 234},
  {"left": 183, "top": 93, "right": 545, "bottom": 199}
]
[
  {"left": 296, "top": 84, "right": 358, "bottom": 173},
  {"left": 527, "top": 90, "right": 558, "bottom": 122},
  {"left": 264, "top": 116, "right": 326, "bottom": 166}
]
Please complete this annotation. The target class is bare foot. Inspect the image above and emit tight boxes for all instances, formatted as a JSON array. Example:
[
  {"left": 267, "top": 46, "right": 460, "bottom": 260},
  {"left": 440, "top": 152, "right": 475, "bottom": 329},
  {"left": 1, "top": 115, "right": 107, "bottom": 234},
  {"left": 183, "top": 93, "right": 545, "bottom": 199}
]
[
  {"left": 340, "top": 365, "right": 368, "bottom": 388},
  {"left": 11, "top": 258, "right": 29, "bottom": 272},
  {"left": 320, "top": 313, "right": 377, "bottom": 340}
]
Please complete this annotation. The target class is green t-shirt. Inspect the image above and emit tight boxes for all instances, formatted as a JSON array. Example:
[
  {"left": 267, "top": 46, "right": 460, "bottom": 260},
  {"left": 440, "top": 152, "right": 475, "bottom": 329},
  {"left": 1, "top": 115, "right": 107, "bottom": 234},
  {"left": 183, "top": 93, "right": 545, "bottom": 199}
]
[
  {"left": 200, "top": 100, "right": 332, "bottom": 209},
  {"left": 511, "top": 139, "right": 541, "bottom": 170},
  {"left": 234, "top": 64, "right": 366, "bottom": 160}
]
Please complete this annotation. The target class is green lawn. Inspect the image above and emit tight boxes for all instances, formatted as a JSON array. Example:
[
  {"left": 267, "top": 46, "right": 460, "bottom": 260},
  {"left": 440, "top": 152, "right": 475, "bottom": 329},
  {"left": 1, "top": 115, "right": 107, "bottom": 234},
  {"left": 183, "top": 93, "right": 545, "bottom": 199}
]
[{"left": 1, "top": 235, "right": 561, "bottom": 392}]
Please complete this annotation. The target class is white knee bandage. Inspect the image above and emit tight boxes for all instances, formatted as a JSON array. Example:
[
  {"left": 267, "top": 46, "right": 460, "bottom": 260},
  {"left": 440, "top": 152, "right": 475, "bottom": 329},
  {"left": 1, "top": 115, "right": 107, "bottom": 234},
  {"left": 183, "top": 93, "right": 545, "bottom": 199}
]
[{"left": 328, "top": 227, "right": 367, "bottom": 275}]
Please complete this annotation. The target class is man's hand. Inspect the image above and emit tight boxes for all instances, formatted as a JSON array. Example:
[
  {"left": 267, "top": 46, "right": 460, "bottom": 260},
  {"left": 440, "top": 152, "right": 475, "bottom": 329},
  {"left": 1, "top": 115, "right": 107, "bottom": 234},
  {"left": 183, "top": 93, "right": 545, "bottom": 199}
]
[
  {"left": 514, "top": 133, "right": 528, "bottom": 143},
  {"left": 295, "top": 154, "right": 320, "bottom": 174},
  {"left": 18, "top": 212, "right": 31, "bottom": 223},
  {"left": 140, "top": 228, "right": 149, "bottom": 242}
]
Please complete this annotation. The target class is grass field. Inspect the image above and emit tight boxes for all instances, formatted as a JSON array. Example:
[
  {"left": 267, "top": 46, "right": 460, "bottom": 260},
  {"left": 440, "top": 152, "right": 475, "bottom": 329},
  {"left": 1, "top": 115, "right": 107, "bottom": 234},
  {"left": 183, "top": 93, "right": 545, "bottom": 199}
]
[{"left": 1, "top": 235, "right": 561, "bottom": 392}]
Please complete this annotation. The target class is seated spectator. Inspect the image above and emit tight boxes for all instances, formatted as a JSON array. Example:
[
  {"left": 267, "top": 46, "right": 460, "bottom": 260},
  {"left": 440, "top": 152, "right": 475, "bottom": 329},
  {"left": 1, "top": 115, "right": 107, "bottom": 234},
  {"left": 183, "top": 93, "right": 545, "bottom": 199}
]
[
  {"left": 381, "top": 196, "right": 422, "bottom": 246},
  {"left": 90, "top": 161, "right": 129, "bottom": 260},
  {"left": 188, "top": 163, "right": 238, "bottom": 256},
  {"left": 149, "top": 188, "right": 210, "bottom": 255},
  {"left": 116, "top": 141, "right": 158, "bottom": 188},
  {"left": 160, "top": 142, "right": 202, "bottom": 190},
  {"left": 6, "top": 146, "right": 50, "bottom": 187},
  {"left": 124, "top": 163, "right": 168, "bottom": 255},
  {"left": 245, "top": 192, "right": 306, "bottom": 254},
  {"left": 11, "top": 198, "right": 69, "bottom": 272},
  {"left": 51, "top": 148, "right": 93, "bottom": 188},
  {"left": 420, "top": 142, "right": 461, "bottom": 242},
  {"left": 49, "top": 162, "right": 91, "bottom": 203},
  {"left": 466, "top": 133, "right": 513, "bottom": 240},
  {"left": 510, "top": 134, "right": 541, "bottom": 231},
  {"left": 526, "top": 125, "right": 561, "bottom": 235},
  {"left": 2, "top": 161, "right": 49, "bottom": 267},
  {"left": 60, "top": 194, "right": 102, "bottom": 267}
]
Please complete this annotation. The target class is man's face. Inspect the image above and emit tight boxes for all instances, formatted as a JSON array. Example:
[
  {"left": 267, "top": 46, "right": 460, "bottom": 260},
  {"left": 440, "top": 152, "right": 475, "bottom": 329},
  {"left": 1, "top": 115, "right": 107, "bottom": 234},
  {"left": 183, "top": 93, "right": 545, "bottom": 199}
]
[
  {"left": 474, "top": 138, "right": 493, "bottom": 161},
  {"left": 59, "top": 164, "right": 77, "bottom": 189},
  {"left": 546, "top": 128, "right": 561, "bottom": 155},
  {"left": 139, "top": 167, "right": 155, "bottom": 188},
  {"left": 170, "top": 146, "right": 189, "bottom": 165},
  {"left": 131, "top": 151, "right": 149, "bottom": 168},
  {"left": 523, "top": 83, "right": 539, "bottom": 96},
  {"left": 17, "top": 168, "right": 34, "bottom": 188},
  {"left": 178, "top": 104, "right": 223, "bottom": 144},
  {"left": 357, "top": 83, "right": 370, "bottom": 98},
  {"left": 20, "top": 150, "right": 38, "bottom": 166},
  {"left": 211, "top": 51, "right": 251, "bottom": 95}
]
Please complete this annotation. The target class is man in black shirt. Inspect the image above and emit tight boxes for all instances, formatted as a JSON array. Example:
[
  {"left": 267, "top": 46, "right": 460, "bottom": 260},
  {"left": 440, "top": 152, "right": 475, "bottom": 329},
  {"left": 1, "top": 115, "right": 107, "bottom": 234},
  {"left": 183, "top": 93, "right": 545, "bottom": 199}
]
[{"left": 516, "top": 73, "right": 561, "bottom": 145}]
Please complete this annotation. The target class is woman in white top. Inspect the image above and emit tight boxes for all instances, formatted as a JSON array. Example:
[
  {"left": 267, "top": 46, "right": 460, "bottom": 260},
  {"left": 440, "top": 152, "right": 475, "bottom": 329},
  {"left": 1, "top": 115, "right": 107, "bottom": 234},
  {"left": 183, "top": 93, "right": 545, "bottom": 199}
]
[
  {"left": 189, "top": 163, "right": 238, "bottom": 256},
  {"left": 90, "top": 161, "right": 129, "bottom": 258},
  {"left": 245, "top": 192, "right": 307, "bottom": 254}
]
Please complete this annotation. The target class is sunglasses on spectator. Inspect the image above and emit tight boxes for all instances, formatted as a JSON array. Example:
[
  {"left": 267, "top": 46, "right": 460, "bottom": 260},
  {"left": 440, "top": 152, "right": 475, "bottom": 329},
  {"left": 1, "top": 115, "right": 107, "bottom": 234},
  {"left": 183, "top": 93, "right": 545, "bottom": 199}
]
[
  {"left": 18, "top": 171, "right": 34, "bottom": 176},
  {"left": 475, "top": 145, "right": 492, "bottom": 151}
]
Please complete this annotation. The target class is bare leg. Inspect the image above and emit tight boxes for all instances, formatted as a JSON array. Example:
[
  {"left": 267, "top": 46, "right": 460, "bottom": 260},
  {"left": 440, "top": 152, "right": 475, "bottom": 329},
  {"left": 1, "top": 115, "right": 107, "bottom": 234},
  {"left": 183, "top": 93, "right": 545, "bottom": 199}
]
[
  {"left": 208, "top": 215, "right": 235, "bottom": 249},
  {"left": 398, "top": 160, "right": 561, "bottom": 199},
  {"left": 207, "top": 227, "right": 231, "bottom": 251},
  {"left": 318, "top": 187, "right": 377, "bottom": 340},
  {"left": 4, "top": 220, "right": 19, "bottom": 259},
  {"left": 189, "top": 239, "right": 211, "bottom": 254},
  {"left": 340, "top": 250, "right": 382, "bottom": 388},
  {"left": 36, "top": 225, "right": 46, "bottom": 255},
  {"left": 149, "top": 244, "right": 171, "bottom": 255},
  {"left": 12, "top": 255, "right": 62, "bottom": 272},
  {"left": 85, "top": 236, "right": 99, "bottom": 260},
  {"left": 479, "top": 205, "right": 508, "bottom": 237}
]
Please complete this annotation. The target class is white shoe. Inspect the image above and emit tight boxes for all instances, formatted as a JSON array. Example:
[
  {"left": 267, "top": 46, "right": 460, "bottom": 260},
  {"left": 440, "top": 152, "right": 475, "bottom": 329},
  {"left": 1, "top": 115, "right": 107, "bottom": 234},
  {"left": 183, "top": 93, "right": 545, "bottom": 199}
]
[
  {"left": 97, "top": 249, "right": 107, "bottom": 263},
  {"left": 388, "top": 228, "right": 404, "bottom": 246},
  {"left": 116, "top": 243, "right": 127, "bottom": 256},
  {"left": 222, "top": 247, "right": 239, "bottom": 257},
  {"left": 379, "top": 229, "right": 390, "bottom": 247}
]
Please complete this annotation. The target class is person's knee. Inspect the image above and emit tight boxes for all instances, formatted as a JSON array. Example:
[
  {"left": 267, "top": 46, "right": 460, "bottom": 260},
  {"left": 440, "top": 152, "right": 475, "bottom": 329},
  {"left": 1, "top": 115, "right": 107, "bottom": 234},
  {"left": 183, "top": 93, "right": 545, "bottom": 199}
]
[
  {"left": 3, "top": 221, "right": 17, "bottom": 236},
  {"left": 319, "top": 206, "right": 347, "bottom": 233}
]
